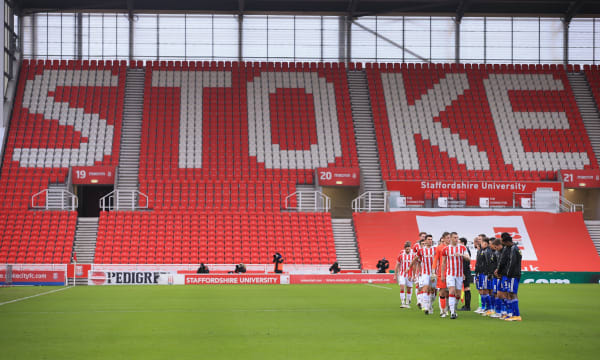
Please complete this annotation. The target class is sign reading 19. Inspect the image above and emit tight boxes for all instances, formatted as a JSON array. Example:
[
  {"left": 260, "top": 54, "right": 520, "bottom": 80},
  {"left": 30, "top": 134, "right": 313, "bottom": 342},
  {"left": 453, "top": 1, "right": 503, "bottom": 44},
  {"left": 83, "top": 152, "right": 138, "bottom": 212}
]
[{"left": 76, "top": 169, "right": 87, "bottom": 179}]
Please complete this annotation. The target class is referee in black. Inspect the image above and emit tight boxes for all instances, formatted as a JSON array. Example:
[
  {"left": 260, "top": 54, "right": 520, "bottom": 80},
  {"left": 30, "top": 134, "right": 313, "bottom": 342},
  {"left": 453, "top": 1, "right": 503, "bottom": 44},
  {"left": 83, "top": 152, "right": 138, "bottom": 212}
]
[{"left": 459, "top": 237, "right": 472, "bottom": 311}]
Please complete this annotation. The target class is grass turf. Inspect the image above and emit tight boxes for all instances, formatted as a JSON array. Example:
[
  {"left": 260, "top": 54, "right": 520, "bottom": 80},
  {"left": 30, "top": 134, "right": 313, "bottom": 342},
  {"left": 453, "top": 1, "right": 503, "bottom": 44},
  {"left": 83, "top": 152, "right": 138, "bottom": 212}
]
[{"left": 0, "top": 284, "right": 598, "bottom": 359}]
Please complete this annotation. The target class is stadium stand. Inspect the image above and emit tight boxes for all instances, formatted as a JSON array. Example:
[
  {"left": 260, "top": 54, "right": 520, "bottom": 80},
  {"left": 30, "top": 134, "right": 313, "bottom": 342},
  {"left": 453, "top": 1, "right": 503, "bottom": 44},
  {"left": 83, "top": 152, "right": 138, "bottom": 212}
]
[
  {"left": 584, "top": 65, "right": 600, "bottom": 110},
  {"left": 0, "top": 210, "right": 76, "bottom": 264},
  {"left": 365, "top": 62, "right": 598, "bottom": 183},
  {"left": 94, "top": 60, "right": 357, "bottom": 264},
  {"left": 95, "top": 211, "right": 334, "bottom": 264},
  {"left": 2, "top": 59, "right": 600, "bottom": 266},
  {"left": 0, "top": 60, "right": 126, "bottom": 263}
]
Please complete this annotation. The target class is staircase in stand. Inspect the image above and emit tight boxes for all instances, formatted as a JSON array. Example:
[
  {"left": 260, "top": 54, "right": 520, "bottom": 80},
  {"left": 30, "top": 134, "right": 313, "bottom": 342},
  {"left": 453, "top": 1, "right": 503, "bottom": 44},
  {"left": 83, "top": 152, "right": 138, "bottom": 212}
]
[
  {"left": 72, "top": 217, "right": 99, "bottom": 263},
  {"left": 568, "top": 72, "right": 600, "bottom": 161},
  {"left": 69, "top": 217, "right": 99, "bottom": 285},
  {"left": 585, "top": 220, "right": 600, "bottom": 255},
  {"left": 115, "top": 68, "right": 145, "bottom": 210},
  {"left": 331, "top": 218, "right": 361, "bottom": 270},
  {"left": 347, "top": 70, "right": 385, "bottom": 210}
]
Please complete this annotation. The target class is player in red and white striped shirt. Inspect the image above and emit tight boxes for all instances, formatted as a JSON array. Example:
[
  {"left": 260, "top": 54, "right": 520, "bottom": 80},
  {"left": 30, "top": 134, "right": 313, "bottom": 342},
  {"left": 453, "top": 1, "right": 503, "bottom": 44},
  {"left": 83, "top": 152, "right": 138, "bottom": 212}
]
[
  {"left": 441, "top": 232, "right": 471, "bottom": 319},
  {"left": 411, "top": 232, "right": 426, "bottom": 308},
  {"left": 395, "top": 242, "right": 416, "bottom": 308},
  {"left": 412, "top": 234, "right": 437, "bottom": 315}
]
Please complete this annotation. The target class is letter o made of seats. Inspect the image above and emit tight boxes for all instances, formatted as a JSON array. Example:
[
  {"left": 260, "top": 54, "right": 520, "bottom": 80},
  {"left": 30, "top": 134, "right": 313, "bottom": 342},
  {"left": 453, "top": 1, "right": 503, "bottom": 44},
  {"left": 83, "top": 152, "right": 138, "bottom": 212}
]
[{"left": 247, "top": 71, "right": 342, "bottom": 169}]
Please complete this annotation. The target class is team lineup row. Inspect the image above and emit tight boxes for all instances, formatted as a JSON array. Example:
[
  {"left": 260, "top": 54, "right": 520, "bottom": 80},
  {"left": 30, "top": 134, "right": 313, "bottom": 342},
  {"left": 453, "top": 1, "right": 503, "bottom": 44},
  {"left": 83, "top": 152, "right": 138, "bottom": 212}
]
[{"left": 395, "top": 231, "right": 522, "bottom": 321}]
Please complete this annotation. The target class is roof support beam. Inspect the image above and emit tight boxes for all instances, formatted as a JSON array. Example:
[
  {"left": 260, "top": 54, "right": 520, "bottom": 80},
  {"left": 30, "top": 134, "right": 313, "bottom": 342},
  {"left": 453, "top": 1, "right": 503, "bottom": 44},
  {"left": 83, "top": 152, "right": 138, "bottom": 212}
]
[
  {"left": 455, "top": 0, "right": 469, "bottom": 23},
  {"left": 127, "top": 0, "right": 134, "bottom": 61},
  {"left": 238, "top": 0, "right": 244, "bottom": 61},
  {"left": 564, "top": 0, "right": 585, "bottom": 24},
  {"left": 350, "top": 19, "right": 429, "bottom": 62},
  {"left": 347, "top": 0, "right": 360, "bottom": 19}
]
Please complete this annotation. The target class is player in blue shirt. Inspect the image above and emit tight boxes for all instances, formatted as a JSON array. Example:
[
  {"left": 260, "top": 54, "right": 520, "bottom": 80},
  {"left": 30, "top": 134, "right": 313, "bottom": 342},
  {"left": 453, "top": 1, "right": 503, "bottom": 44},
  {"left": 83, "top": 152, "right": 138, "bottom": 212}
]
[{"left": 503, "top": 235, "right": 522, "bottom": 321}]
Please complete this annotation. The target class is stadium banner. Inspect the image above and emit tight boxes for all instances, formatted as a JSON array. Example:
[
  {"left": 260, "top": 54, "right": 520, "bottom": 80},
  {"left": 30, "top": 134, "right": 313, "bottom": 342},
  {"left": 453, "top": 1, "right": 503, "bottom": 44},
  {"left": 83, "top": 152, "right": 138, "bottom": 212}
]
[
  {"left": 386, "top": 180, "right": 561, "bottom": 207},
  {"left": 289, "top": 274, "right": 394, "bottom": 284},
  {"left": 72, "top": 166, "right": 116, "bottom": 185},
  {"left": 88, "top": 270, "right": 175, "bottom": 285},
  {"left": 67, "top": 264, "right": 92, "bottom": 278},
  {"left": 353, "top": 211, "right": 600, "bottom": 272},
  {"left": 317, "top": 167, "right": 360, "bottom": 186},
  {"left": 184, "top": 274, "right": 282, "bottom": 285},
  {"left": 560, "top": 170, "right": 600, "bottom": 188},
  {"left": 0, "top": 270, "right": 66, "bottom": 285},
  {"left": 521, "top": 272, "right": 600, "bottom": 284}
]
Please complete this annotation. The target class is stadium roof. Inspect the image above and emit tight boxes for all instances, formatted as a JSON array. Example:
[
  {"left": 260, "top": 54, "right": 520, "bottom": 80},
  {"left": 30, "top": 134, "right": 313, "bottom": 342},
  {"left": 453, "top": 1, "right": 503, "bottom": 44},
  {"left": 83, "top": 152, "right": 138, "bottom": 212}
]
[{"left": 11, "top": 0, "right": 600, "bottom": 18}]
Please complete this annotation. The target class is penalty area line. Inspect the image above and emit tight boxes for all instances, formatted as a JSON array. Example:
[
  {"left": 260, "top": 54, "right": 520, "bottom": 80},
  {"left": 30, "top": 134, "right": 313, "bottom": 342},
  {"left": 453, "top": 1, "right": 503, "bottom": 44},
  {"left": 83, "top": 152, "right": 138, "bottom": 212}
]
[
  {"left": 0, "top": 286, "right": 73, "bottom": 307},
  {"left": 365, "top": 283, "right": 393, "bottom": 290}
]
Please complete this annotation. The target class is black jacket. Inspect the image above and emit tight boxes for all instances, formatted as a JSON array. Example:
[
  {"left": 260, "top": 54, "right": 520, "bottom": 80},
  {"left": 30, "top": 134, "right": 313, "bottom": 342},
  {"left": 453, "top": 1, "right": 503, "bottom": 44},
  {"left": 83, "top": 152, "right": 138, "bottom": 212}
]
[
  {"left": 483, "top": 247, "right": 494, "bottom": 276},
  {"left": 496, "top": 246, "right": 511, "bottom": 277},
  {"left": 506, "top": 245, "right": 522, "bottom": 278},
  {"left": 475, "top": 248, "right": 485, "bottom": 274}
]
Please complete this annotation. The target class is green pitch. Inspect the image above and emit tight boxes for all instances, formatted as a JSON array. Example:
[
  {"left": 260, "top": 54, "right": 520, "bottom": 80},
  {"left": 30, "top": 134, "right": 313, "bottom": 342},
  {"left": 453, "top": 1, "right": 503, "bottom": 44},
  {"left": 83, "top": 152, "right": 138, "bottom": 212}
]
[{"left": 0, "top": 284, "right": 598, "bottom": 359}]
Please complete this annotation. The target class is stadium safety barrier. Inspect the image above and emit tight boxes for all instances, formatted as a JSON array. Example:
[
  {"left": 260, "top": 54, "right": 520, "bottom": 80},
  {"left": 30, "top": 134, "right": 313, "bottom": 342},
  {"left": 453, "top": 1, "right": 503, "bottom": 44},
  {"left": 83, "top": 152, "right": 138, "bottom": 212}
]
[
  {"left": 352, "top": 191, "right": 388, "bottom": 212},
  {"left": 99, "top": 190, "right": 149, "bottom": 211},
  {"left": 284, "top": 191, "right": 331, "bottom": 212},
  {"left": 31, "top": 189, "right": 78, "bottom": 211}
]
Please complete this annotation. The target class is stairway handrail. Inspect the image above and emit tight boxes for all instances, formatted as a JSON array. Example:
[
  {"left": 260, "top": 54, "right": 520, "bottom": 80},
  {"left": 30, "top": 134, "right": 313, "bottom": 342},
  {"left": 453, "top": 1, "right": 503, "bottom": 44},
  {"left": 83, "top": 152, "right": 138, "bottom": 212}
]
[
  {"left": 560, "top": 196, "right": 584, "bottom": 213},
  {"left": 99, "top": 189, "right": 149, "bottom": 211},
  {"left": 352, "top": 191, "right": 389, "bottom": 212},
  {"left": 31, "top": 189, "right": 78, "bottom": 211},
  {"left": 284, "top": 191, "right": 331, "bottom": 212}
]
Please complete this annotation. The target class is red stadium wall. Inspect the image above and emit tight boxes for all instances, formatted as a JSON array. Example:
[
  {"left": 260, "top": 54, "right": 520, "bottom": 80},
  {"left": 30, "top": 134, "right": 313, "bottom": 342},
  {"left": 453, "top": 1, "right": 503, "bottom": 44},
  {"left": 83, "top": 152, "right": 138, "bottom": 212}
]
[{"left": 353, "top": 211, "right": 600, "bottom": 272}]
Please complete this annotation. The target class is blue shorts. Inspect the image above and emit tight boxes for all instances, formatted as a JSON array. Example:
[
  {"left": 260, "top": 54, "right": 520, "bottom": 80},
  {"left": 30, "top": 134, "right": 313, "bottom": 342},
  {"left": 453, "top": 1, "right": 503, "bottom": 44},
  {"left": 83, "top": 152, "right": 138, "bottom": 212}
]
[
  {"left": 492, "top": 278, "right": 498, "bottom": 294},
  {"left": 500, "top": 276, "right": 510, "bottom": 292},
  {"left": 507, "top": 278, "right": 519, "bottom": 294},
  {"left": 486, "top": 276, "right": 493, "bottom": 290},
  {"left": 476, "top": 274, "right": 487, "bottom": 290}
]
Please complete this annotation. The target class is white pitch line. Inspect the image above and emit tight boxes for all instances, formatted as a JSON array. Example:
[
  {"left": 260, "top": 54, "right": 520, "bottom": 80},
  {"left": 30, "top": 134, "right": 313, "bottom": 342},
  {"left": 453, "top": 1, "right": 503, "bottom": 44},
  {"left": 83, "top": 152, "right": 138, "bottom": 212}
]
[
  {"left": 365, "top": 283, "right": 393, "bottom": 290},
  {"left": 7, "top": 308, "right": 399, "bottom": 315},
  {"left": 0, "top": 286, "right": 73, "bottom": 307}
]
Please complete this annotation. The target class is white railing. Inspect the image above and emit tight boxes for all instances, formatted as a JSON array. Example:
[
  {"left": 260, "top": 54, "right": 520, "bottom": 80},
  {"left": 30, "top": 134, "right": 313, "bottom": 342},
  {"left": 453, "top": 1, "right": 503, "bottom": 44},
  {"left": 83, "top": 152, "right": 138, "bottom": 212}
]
[
  {"left": 560, "top": 196, "right": 584, "bottom": 213},
  {"left": 31, "top": 189, "right": 78, "bottom": 211},
  {"left": 284, "top": 191, "right": 331, "bottom": 212},
  {"left": 100, "top": 190, "right": 149, "bottom": 211},
  {"left": 352, "top": 191, "right": 388, "bottom": 212},
  {"left": 512, "top": 192, "right": 535, "bottom": 209}
]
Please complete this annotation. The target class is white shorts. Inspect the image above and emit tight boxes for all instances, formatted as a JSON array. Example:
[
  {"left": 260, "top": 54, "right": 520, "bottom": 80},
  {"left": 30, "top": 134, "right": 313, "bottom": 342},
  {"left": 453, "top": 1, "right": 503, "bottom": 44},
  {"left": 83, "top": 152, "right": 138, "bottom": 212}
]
[
  {"left": 446, "top": 275, "right": 464, "bottom": 289},
  {"left": 397, "top": 275, "right": 413, "bottom": 287},
  {"left": 419, "top": 274, "right": 434, "bottom": 288}
]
